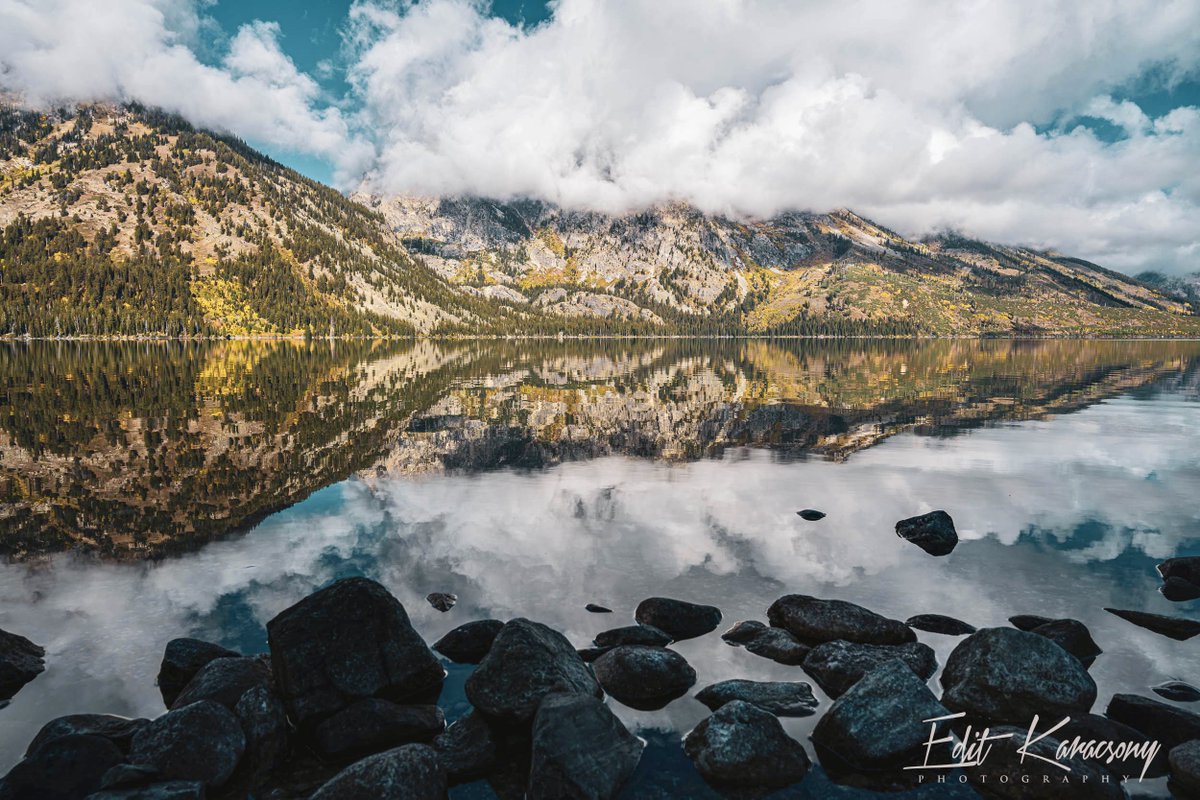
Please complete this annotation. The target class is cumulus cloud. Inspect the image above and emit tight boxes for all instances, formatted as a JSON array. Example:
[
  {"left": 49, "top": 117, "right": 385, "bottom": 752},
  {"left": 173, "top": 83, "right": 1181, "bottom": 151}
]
[{"left": 2, "top": 0, "right": 1199, "bottom": 272}]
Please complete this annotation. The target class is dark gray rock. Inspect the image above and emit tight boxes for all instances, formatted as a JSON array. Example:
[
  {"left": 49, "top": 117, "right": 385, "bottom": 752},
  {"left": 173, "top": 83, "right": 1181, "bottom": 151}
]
[
  {"left": 593, "top": 624, "right": 671, "bottom": 648},
  {"left": 1029, "top": 618, "right": 1103, "bottom": 666},
  {"left": 1105, "top": 607, "right": 1200, "bottom": 641},
  {"left": 940, "top": 627, "right": 1096, "bottom": 724},
  {"left": 1159, "top": 556, "right": 1200, "bottom": 587},
  {"left": 171, "top": 656, "right": 270, "bottom": 711},
  {"left": 585, "top": 604, "right": 612, "bottom": 613},
  {"left": 0, "top": 734, "right": 122, "bottom": 800},
  {"left": 694, "top": 679, "right": 819, "bottom": 717},
  {"left": 577, "top": 647, "right": 609, "bottom": 663},
  {"left": 634, "top": 597, "right": 722, "bottom": 641},
  {"left": 813, "top": 660, "right": 950, "bottom": 772},
  {"left": 683, "top": 700, "right": 811, "bottom": 790},
  {"left": 964, "top": 725, "right": 1124, "bottom": 799},
  {"left": 266, "top": 577, "right": 445, "bottom": 728},
  {"left": 895, "top": 510, "right": 958, "bottom": 556},
  {"left": 465, "top": 618, "right": 600, "bottom": 724},
  {"left": 1153, "top": 680, "right": 1200, "bottom": 702},
  {"left": 432, "top": 620, "right": 504, "bottom": 665},
  {"left": 426, "top": 593, "right": 457, "bottom": 613},
  {"left": 1107, "top": 693, "right": 1200, "bottom": 751},
  {"left": 720, "top": 621, "right": 810, "bottom": 665},
  {"left": 797, "top": 509, "right": 826, "bottom": 521},
  {"left": 309, "top": 743, "right": 446, "bottom": 800},
  {"left": 1170, "top": 740, "right": 1200, "bottom": 797},
  {"left": 767, "top": 595, "right": 915, "bottom": 646},
  {"left": 1162, "top": 576, "right": 1200, "bottom": 602},
  {"left": 0, "top": 627, "right": 45, "bottom": 701},
  {"left": 528, "top": 693, "right": 643, "bottom": 800},
  {"left": 1008, "top": 614, "right": 1054, "bottom": 631},
  {"left": 156, "top": 638, "right": 239, "bottom": 709},
  {"left": 99, "top": 763, "right": 161, "bottom": 789},
  {"left": 86, "top": 783, "right": 205, "bottom": 800},
  {"left": 592, "top": 645, "right": 696, "bottom": 711},
  {"left": 905, "top": 614, "right": 976, "bottom": 636},
  {"left": 234, "top": 684, "right": 289, "bottom": 783},
  {"left": 25, "top": 714, "right": 148, "bottom": 758},
  {"left": 802, "top": 639, "right": 937, "bottom": 698},
  {"left": 314, "top": 699, "right": 445, "bottom": 759},
  {"left": 432, "top": 711, "right": 498, "bottom": 785},
  {"left": 1054, "top": 713, "right": 1168, "bottom": 779},
  {"left": 127, "top": 700, "right": 246, "bottom": 789}
]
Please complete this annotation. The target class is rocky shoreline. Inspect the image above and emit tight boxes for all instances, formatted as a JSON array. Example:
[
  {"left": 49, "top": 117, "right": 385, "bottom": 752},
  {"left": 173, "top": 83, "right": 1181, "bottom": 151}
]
[{"left": 4, "top": 530, "right": 1200, "bottom": 798}]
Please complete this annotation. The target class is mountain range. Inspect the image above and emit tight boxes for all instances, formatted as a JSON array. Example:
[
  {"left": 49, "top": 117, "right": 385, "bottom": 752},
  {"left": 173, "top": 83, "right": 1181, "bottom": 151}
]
[{"left": 1, "top": 102, "right": 1198, "bottom": 338}]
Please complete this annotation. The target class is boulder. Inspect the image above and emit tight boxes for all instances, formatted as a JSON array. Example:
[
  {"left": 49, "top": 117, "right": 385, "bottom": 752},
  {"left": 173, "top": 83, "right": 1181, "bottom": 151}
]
[
  {"left": 127, "top": 700, "right": 246, "bottom": 789},
  {"left": 1008, "top": 614, "right": 1054, "bottom": 632},
  {"left": 577, "top": 647, "right": 609, "bottom": 663},
  {"left": 1106, "top": 693, "right": 1200, "bottom": 751},
  {"left": 309, "top": 744, "right": 446, "bottom": 800},
  {"left": 0, "top": 627, "right": 45, "bottom": 701},
  {"left": 683, "top": 700, "right": 811, "bottom": 790},
  {"left": 1053, "top": 713, "right": 1168, "bottom": 779},
  {"left": 1159, "top": 556, "right": 1200, "bottom": 587},
  {"left": 940, "top": 627, "right": 1096, "bottom": 724},
  {"left": 963, "top": 725, "right": 1124, "bottom": 799},
  {"left": 592, "top": 624, "right": 671, "bottom": 648},
  {"left": 720, "top": 621, "right": 809, "bottom": 665},
  {"left": 266, "top": 577, "right": 445, "bottom": 728},
  {"left": 1029, "top": 618, "right": 1103, "bottom": 667},
  {"left": 0, "top": 734, "right": 123, "bottom": 800},
  {"left": 1153, "top": 681, "right": 1200, "bottom": 703},
  {"left": 25, "top": 714, "right": 148, "bottom": 758},
  {"left": 592, "top": 646, "right": 696, "bottom": 711},
  {"left": 98, "top": 764, "right": 161, "bottom": 789},
  {"left": 634, "top": 597, "right": 722, "bottom": 641},
  {"left": 432, "top": 620, "right": 504, "bottom": 665},
  {"left": 234, "top": 684, "right": 289, "bottom": 782},
  {"left": 905, "top": 614, "right": 976, "bottom": 636},
  {"left": 802, "top": 639, "right": 937, "bottom": 698},
  {"left": 432, "top": 711, "right": 499, "bottom": 784},
  {"left": 694, "top": 679, "right": 819, "bottom": 717},
  {"left": 86, "top": 783, "right": 205, "bottom": 800},
  {"left": 426, "top": 593, "right": 457, "bottom": 613},
  {"left": 767, "top": 595, "right": 915, "bottom": 646},
  {"left": 171, "top": 656, "right": 270, "bottom": 711},
  {"left": 895, "top": 510, "right": 958, "bottom": 556},
  {"left": 1162, "top": 576, "right": 1200, "bottom": 602},
  {"left": 1104, "top": 607, "right": 1200, "bottom": 641},
  {"left": 528, "top": 693, "right": 643, "bottom": 800},
  {"left": 797, "top": 509, "right": 826, "bottom": 521},
  {"left": 1170, "top": 740, "right": 1200, "bottom": 797},
  {"left": 813, "top": 660, "right": 950, "bottom": 772},
  {"left": 156, "top": 638, "right": 239, "bottom": 709},
  {"left": 314, "top": 699, "right": 445, "bottom": 759},
  {"left": 585, "top": 604, "right": 613, "bottom": 614},
  {"left": 465, "top": 618, "right": 600, "bottom": 724}
]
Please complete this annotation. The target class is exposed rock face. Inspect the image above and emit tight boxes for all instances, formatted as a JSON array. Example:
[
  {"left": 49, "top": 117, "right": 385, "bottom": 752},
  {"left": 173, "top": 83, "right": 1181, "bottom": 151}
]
[
  {"left": 964, "top": 725, "right": 1125, "bottom": 799},
  {"left": 1153, "top": 681, "right": 1200, "bottom": 702},
  {"left": 802, "top": 640, "right": 937, "bottom": 698},
  {"left": 593, "top": 624, "right": 672, "bottom": 648},
  {"left": 812, "top": 660, "right": 950, "bottom": 772},
  {"left": 1106, "top": 694, "right": 1200, "bottom": 751},
  {"left": 1028, "top": 618, "right": 1103, "bottom": 666},
  {"left": 127, "top": 700, "right": 247, "bottom": 789},
  {"left": 528, "top": 693, "right": 643, "bottom": 800},
  {"left": 634, "top": 597, "right": 722, "bottom": 641},
  {"left": 905, "top": 614, "right": 976, "bottom": 636},
  {"left": 940, "top": 628, "right": 1097, "bottom": 724},
  {"left": 266, "top": 577, "right": 445, "bottom": 728},
  {"left": 0, "top": 627, "right": 45, "bottom": 701},
  {"left": 314, "top": 699, "right": 445, "bottom": 759},
  {"left": 767, "top": 595, "right": 915, "bottom": 646},
  {"left": 432, "top": 711, "right": 499, "bottom": 785},
  {"left": 24, "top": 714, "right": 148, "bottom": 758},
  {"left": 170, "top": 656, "right": 271, "bottom": 711},
  {"left": 0, "top": 734, "right": 124, "bottom": 800},
  {"left": 432, "top": 620, "right": 505, "bottom": 665},
  {"left": 683, "top": 700, "right": 811, "bottom": 791},
  {"left": 156, "top": 639, "right": 240, "bottom": 709},
  {"left": 309, "top": 744, "right": 447, "bottom": 800},
  {"left": 1104, "top": 607, "right": 1200, "bottom": 640},
  {"left": 465, "top": 618, "right": 600, "bottom": 724},
  {"left": 720, "top": 620, "right": 810, "bottom": 665},
  {"left": 894, "top": 510, "right": 958, "bottom": 556},
  {"left": 694, "top": 680, "right": 819, "bottom": 717},
  {"left": 592, "top": 646, "right": 697, "bottom": 711}
]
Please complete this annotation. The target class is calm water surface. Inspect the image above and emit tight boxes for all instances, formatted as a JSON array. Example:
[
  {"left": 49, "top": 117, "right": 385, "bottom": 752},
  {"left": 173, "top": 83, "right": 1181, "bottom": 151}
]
[{"left": 1, "top": 339, "right": 1199, "bottom": 797}]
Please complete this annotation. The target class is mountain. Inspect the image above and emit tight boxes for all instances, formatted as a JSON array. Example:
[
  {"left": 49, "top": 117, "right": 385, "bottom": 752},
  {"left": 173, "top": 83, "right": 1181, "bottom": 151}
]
[
  {"left": 2, "top": 101, "right": 1197, "bottom": 337},
  {"left": 1137, "top": 270, "right": 1200, "bottom": 311}
]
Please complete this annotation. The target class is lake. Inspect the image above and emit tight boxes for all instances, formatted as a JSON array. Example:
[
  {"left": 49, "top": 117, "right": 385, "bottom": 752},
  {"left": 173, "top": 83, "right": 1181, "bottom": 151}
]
[{"left": 2, "top": 338, "right": 1199, "bottom": 797}]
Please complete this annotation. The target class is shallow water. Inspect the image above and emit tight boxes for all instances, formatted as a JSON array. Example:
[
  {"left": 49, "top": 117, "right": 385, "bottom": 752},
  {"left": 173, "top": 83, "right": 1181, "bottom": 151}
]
[{"left": 1, "top": 339, "right": 1199, "bottom": 796}]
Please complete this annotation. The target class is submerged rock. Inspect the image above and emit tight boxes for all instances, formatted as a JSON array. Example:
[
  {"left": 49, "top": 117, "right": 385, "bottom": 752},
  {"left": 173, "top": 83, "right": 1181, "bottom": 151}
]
[
  {"left": 465, "top": 618, "right": 600, "bottom": 724},
  {"left": 310, "top": 744, "right": 446, "bottom": 800},
  {"left": 25, "top": 714, "right": 147, "bottom": 758},
  {"left": 0, "top": 627, "right": 45, "bottom": 701},
  {"left": 797, "top": 509, "right": 826, "bottom": 521},
  {"left": 156, "top": 638, "right": 239, "bottom": 709},
  {"left": 895, "top": 510, "right": 958, "bottom": 556},
  {"left": 905, "top": 614, "right": 976, "bottom": 636},
  {"left": 0, "top": 734, "right": 123, "bottom": 800},
  {"left": 426, "top": 593, "right": 457, "bottom": 613},
  {"left": 695, "top": 679, "right": 819, "bottom": 717},
  {"left": 940, "top": 627, "right": 1096, "bottom": 724},
  {"left": 1007, "top": 614, "right": 1054, "bottom": 632},
  {"left": 127, "top": 700, "right": 246, "bottom": 789},
  {"left": 721, "top": 621, "right": 810, "bottom": 665},
  {"left": 1029, "top": 618, "right": 1103, "bottom": 667},
  {"left": 593, "top": 624, "right": 671, "bottom": 648},
  {"left": 634, "top": 597, "right": 722, "bottom": 641},
  {"left": 592, "top": 645, "right": 696, "bottom": 711},
  {"left": 433, "top": 711, "right": 499, "bottom": 785},
  {"left": 1153, "top": 680, "right": 1200, "bottom": 703},
  {"left": 585, "top": 604, "right": 613, "bottom": 614},
  {"left": 171, "top": 656, "right": 271, "bottom": 711},
  {"left": 314, "top": 699, "right": 444, "bottom": 759},
  {"left": 1106, "top": 693, "right": 1200, "bottom": 751},
  {"left": 1104, "top": 607, "right": 1200, "bottom": 641},
  {"left": 266, "top": 577, "right": 445, "bottom": 728},
  {"left": 529, "top": 693, "right": 643, "bottom": 800},
  {"left": 802, "top": 639, "right": 937, "bottom": 698},
  {"left": 813, "top": 660, "right": 950, "bottom": 772},
  {"left": 432, "top": 620, "right": 504, "bottom": 665},
  {"left": 684, "top": 700, "right": 811, "bottom": 791},
  {"left": 767, "top": 595, "right": 915, "bottom": 646}
]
